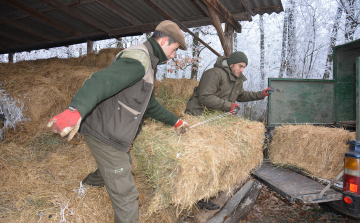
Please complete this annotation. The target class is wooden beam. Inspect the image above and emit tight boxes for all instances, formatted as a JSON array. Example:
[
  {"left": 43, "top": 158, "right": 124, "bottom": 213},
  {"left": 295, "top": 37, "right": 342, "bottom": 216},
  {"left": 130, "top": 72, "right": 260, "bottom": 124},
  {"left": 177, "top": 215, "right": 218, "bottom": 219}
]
[
  {"left": 237, "top": 0, "right": 255, "bottom": 16},
  {"left": 208, "top": 8, "right": 230, "bottom": 56},
  {"left": 96, "top": 0, "right": 143, "bottom": 26},
  {"left": 144, "top": 0, "right": 221, "bottom": 57},
  {"left": 189, "top": 0, "right": 208, "bottom": 17},
  {"left": 252, "top": 5, "right": 284, "bottom": 14},
  {"left": 109, "top": 23, "right": 157, "bottom": 36},
  {"left": 0, "top": 36, "right": 22, "bottom": 48},
  {"left": 0, "top": 28, "right": 41, "bottom": 45},
  {"left": 2, "top": 0, "right": 83, "bottom": 37},
  {"left": 144, "top": 0, "right": 170, "bottom": 19},
  {"left": 41, "top": 0, "right": 110, "bottom": 32},
  {"left": 176, "top": 20, "right": 221, "bottom": 57},
  {"left": 0, "top": 14, "right": 58, "bottom": 41},
  {"left": 200, "top": 0, "right": 242, "bottom": 33},
  {"left": 233, "top": 13, "right": 252, "bottom": 22}
]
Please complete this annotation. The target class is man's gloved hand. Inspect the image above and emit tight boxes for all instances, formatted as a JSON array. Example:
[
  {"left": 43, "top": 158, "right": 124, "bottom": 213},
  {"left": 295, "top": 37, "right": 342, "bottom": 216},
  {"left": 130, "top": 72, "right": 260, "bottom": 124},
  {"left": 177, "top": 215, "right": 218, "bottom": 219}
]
[
  {"left": 230, "top": 103, "right": 240, "bottom": 115},
  {"left": 47, "top": 106, "right": 82, "bottom": 141},
  {"left": 174, "top": 119, "right": 189, "bottom": 135},
  {"left": 263, "top": 87, "right": 275, "bottom": 97}
]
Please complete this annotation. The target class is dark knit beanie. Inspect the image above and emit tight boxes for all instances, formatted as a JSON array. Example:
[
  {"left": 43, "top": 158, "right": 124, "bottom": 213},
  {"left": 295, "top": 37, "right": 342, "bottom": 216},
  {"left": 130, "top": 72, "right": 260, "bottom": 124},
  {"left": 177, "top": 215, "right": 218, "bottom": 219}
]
[{"left": 227, "top": 51, "right": 248, "bottom": 65}]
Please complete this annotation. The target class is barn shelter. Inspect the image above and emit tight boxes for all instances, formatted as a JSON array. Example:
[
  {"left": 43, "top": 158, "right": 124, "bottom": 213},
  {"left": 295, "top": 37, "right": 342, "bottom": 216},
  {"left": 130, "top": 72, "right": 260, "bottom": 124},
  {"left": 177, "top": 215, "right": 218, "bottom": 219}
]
[
  {"left": 0, "top": 1, "right": 284, "bottom": 222},
  {"left": 0, "top": 0, "right": 283, "bottom": 61}
]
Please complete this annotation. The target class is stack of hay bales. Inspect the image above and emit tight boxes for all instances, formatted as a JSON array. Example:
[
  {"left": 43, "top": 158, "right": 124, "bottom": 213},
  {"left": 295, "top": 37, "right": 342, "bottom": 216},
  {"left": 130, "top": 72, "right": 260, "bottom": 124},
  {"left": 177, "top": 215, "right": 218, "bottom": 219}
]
[
  {"left": 269, "top": 125, "right": 356, "bottom": 179},
  {"left": 0, "top": 49, "right": 266, "bottom": 222},
  {"left": 0, "top": 48, "right": 123, "bottom": 143},
  {"left": 0, "top": 48, "right": 123, "bottom": 222}
]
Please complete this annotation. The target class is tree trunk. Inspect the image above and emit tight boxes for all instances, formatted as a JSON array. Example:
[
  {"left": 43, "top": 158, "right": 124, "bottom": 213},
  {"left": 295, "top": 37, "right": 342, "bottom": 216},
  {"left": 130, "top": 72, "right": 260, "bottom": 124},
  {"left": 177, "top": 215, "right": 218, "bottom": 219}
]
[
  {"left": 286, "top": 0, "right": 297, "bottom": 77},
  {"left": 191, "top": 28, "right": 201, "bottom": 80},
  {"left": 279, "top": 8, "right": 289, "bottom": 78},
  {"left": 323, "top": 6, "right": 343, "bottom": 79},
  {"left": 342, "top": 0, "right": 358, "bottom": 42},
  {"left": 116, "top": 37, "right": 123, "bottom": 49},
  {"left": 234, "top": 32, "right": 238, "bottom": 52},
  {"left": 259, "top": 14, "right": 265, "bottom": 89}
]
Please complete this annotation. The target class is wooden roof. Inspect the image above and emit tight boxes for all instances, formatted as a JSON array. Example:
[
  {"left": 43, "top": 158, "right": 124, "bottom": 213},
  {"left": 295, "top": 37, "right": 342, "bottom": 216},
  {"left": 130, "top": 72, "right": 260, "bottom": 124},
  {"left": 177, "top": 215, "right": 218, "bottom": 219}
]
[{"left": 0, "top": 0, "right": 283, "bottom": 55}]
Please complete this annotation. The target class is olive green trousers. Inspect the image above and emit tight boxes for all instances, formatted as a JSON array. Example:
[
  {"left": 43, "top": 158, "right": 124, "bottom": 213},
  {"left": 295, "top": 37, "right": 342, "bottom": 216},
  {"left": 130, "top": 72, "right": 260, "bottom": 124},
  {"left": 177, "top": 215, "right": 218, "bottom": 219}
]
[{"left": 84, "top": 135, "right": 138, "bottom": 223}]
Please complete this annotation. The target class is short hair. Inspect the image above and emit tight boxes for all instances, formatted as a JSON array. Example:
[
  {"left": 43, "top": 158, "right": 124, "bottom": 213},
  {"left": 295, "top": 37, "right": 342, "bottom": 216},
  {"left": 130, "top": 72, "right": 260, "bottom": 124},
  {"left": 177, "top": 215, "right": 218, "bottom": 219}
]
[{"left": 151, "top": 30, "right": 176, "bottom": 45}]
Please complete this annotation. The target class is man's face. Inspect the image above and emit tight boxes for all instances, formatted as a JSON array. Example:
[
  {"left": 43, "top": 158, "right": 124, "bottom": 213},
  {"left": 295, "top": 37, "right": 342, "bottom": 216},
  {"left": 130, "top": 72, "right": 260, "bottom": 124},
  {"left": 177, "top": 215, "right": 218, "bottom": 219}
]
[
  {"left": 160, "top": 37, "right": 180, "bottom": 60},
  {"left": 229, "top": 62, "right": 247, "bottom": 77}
]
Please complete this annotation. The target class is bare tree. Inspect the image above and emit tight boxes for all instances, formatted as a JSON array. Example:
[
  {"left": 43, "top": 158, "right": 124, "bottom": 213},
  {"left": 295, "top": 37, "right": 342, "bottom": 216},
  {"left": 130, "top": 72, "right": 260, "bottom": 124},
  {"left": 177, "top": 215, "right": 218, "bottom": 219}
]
[
  {"left": 191, "top": 28, "right": 201, "bottom": 80},
  {"left": 286, "top": 0, "right": 297, "bottom": 77},
  {"left": 323, "top": 5, "right": 343, "bottom": 79},
  {"left": 259, "top": 14, "right": 265, "bottom": 89},
  {"left": 279, "top": 3, "right": 289, "bottom": 78},
  {"left": 340, "top": 0, "right": 359, "bottom": 42},
  {"left": 300, "top": 1, "right": 317, "bottom": 79}
]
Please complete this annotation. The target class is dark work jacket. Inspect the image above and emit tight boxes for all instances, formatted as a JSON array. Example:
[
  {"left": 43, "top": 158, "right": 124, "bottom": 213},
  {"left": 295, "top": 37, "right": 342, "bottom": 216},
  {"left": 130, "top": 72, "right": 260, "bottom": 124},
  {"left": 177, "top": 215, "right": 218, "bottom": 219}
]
[{"left": 185, "top": 56, "right": 264, "bottom": 116}]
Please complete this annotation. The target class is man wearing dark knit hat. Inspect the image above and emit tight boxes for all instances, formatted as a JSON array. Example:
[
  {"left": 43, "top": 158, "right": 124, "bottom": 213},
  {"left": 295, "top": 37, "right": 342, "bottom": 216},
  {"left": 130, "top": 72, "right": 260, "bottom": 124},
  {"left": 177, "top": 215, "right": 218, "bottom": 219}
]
[
  {"left": 47, "top": 20, "right": 189, "bottom": 223},
  {"left": 185, "top": 51, "right": 274, "bottom": 116}
]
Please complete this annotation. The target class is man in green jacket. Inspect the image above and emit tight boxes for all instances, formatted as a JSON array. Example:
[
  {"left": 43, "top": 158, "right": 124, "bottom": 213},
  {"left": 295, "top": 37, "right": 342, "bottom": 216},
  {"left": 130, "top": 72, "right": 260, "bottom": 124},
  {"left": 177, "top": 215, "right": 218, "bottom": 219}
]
[
  {"left": 185, "top": 51, "right": 274, "bottom": 116},
  {"left": 47, "top": 20, "right": 189, "bottom": 223}
]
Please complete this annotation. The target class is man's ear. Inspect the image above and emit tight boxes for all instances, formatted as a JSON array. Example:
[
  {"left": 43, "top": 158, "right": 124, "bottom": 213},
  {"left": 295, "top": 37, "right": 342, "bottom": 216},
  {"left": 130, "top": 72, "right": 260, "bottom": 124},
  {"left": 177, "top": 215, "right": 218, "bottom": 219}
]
[{"left": 160, "top": 37, "right": 169, "bottom": 46}]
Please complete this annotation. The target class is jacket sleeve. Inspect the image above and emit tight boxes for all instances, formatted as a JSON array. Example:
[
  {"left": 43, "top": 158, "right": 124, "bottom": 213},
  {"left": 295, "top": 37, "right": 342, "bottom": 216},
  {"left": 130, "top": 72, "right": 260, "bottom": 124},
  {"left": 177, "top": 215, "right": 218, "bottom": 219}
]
[
  {"left": 198, "top": 70, "right": 232, "bottom": 112},
  {"left": 145, "top": 92, "right": 178, "bottom": 126},
  {"left": 236, "top": 90, "right": 264, "bottom": 102},
  {"left": 69, "top": 57, "right": 145, "bottom": 117}
]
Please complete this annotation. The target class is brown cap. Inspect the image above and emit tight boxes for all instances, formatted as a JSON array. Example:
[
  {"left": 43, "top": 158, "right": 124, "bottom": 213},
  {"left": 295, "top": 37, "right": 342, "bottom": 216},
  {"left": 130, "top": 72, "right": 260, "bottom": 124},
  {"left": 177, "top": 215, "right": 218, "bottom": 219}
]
[{"left": 155, "top": 20, "right": 187, "bottom": 50}]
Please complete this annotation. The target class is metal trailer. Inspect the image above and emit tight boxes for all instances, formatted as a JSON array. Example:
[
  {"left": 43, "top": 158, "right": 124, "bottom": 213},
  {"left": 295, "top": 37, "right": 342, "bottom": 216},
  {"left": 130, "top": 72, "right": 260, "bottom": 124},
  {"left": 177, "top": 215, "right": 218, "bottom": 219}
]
[{"left": 253, "top": 39, "right": 360, "bottom": 219}]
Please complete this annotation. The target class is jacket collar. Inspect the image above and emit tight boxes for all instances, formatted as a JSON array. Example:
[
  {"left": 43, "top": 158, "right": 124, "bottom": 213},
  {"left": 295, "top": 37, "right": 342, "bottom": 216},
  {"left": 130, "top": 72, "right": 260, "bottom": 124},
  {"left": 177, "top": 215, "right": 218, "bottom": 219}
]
[
  {"left": 144, "top": 40, "right": 159, "bottom": 71},
  {"left": 221, "top": 58, "right": 247, "bottom": 82},
  {"left": 146, "top": 37, "right": 167, "bottom": 63}
]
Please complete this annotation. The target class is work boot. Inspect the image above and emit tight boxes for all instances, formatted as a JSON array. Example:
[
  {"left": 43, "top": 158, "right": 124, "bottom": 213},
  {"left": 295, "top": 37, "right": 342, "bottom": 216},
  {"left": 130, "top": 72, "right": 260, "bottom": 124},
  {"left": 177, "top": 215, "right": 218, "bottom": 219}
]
[
  {"left": 82, "top": 168, "right": 105, "bottom": 187},
  {"left": 197, "top": 199, "right": 220, "bottom": 210}
]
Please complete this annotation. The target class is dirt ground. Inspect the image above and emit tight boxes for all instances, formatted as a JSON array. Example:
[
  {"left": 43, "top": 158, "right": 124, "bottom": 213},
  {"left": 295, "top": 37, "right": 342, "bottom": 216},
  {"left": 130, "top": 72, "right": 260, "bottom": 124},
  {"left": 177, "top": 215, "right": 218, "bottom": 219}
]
[{"left": 244, "top": 185, "right": 360, "bottom": 223}]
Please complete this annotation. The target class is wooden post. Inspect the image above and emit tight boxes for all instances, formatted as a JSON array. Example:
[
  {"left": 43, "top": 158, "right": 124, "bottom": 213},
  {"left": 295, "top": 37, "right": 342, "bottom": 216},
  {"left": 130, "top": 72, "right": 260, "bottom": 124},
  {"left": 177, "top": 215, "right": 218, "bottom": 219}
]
[
  {"left": 208, "top": 8, "right": 230, "bottom": 56},
  {"left": 8, "top": 52, "right": 14, "bottom": 63},
  {"left": 225, "top": 23, "right": 234, "bottom": 54},
  {"left": 87, "top": 39, "right": 94, "bottom": 53}
]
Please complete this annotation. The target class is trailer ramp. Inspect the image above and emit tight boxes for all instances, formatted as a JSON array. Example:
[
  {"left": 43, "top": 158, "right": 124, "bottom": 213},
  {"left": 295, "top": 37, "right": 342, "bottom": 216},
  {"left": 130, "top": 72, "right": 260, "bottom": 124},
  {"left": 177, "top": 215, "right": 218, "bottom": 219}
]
[{"left": 253, "top": 162, "right": 342, "bottom": 204}]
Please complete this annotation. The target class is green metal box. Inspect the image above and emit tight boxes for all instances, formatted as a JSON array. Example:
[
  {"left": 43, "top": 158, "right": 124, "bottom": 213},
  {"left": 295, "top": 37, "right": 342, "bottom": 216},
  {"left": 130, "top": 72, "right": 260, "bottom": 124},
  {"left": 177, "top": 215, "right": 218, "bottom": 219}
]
[
  {"left": 333, "top": 39, "right": 360, "bottom": 124},
  {"left": 268, "top": 39, "right": 360, "bottom": 127},
  {"left": 267, "top": 78, "right": 335, "bottom": 126}
]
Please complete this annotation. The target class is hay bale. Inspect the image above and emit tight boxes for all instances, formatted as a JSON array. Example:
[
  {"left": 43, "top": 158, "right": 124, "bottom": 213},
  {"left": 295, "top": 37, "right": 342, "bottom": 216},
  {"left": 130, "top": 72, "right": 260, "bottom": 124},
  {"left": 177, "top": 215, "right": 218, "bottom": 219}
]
[
  {"left": 269, "top": 125, "right": 356, "bottom": 179},
  {"left": 132, "top": 112, "right": 265, "bottom": 216},
  {"left": 154, "top": 78, "right": 198, "bottom": 117},
  {"left": 0, "top": 133, "right": 113, "bottom": 222},
  {"left": 0, "top": 48, "right": 123, "bottom": 143}
]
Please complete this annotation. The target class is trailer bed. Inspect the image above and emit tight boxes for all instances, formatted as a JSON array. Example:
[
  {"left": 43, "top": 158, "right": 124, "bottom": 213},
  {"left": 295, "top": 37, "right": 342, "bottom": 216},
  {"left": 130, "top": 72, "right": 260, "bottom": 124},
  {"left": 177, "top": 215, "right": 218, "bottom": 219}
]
[{"left": 253, "top": 162, "right": 342, "bottom": 204}]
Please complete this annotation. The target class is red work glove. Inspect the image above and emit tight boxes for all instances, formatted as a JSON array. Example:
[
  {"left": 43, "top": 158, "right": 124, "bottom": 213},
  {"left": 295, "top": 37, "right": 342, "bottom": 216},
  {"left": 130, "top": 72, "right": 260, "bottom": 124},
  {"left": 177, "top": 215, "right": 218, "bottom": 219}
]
[
  {"left": 174, "top": 119, "right": 189, "bottom": 135},
  {"left": 263, "top": 87, "right": 275, "bottom": 97},
  {"left": 230, "top": 103, "right": 240, "bottom": 115},
  {"left": 47, "top": 106, "right": 82, "bottom": 141}
]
